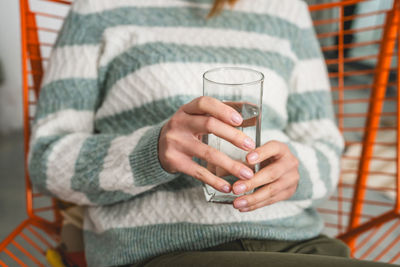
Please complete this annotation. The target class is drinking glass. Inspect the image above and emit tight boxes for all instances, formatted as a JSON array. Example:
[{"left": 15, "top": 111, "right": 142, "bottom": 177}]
[{"left": 202, "top": 67, "right": 264, "bottom": 203}]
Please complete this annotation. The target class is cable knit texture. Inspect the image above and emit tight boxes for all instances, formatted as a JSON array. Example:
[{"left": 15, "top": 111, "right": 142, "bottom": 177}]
[{"left": 28, "top": 0, "right": 344, "bottom": 266}]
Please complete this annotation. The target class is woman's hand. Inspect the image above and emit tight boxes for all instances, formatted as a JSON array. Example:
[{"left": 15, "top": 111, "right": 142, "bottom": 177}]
[
  {"left": 232, "top": 141, "right": 300, "bottom": 212},
  {"left": 159, "top": 96, "right": 256, "bottom": 193}
]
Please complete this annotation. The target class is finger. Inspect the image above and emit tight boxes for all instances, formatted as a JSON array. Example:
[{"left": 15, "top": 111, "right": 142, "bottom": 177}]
[
  {"left": 232, "top": 154, "right": 297, "bottom": 194},
  {"left": 206, "top": 162, "right": 216, "bottom": 174},
  {"left": 184, "top": 140, "right": 254, "bottom": 180},
  {"left": 239, "top": 185, "right": 298, "bottom": 212},
  {"left": 182, "top": 96, "right": 243, "bottom": 126},
  {"left": 178, "top": 157, "right": 232, "bottom": 193},
  {"left": 206, "top": 163, "right": 231, "bottom": 177},
  {"left": 187, "top": 115, "right": 255, "bottom": 151},
  {"left": 246, "top": 141, "right": 290, "bottom": 165},
  {"left": 233, "top": 170, "right": 299, "bottom": 209}
]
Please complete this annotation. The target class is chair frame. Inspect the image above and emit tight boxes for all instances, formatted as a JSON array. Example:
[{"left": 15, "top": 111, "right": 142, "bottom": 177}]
[{"left": 1, "top": 0, "right": 399, "bottom": 266}]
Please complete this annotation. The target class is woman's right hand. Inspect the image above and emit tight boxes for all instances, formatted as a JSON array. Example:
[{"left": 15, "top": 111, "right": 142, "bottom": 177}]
[{"left": 158, "top": 96, "right": 256, "bottom": 193}]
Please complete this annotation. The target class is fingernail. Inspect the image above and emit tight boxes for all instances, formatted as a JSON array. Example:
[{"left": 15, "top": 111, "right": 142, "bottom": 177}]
[
  {"left": 240, "top": 168, "right": 253, "bottom": 179},
  {"left": 234, "top": 183, "right": 247, "bottom": 194},
  {"left": 247, "top": 152, "right": 259, "bottom": 163},
  {"left": 240, "top": 208, "right": 250, "bottom": 212},
  {"left": 232, "top": 113, "right": 243, "bottom": 125},
  {"left": 243, "top": 138, "right": 255, "bottom": 150},
  {"left": 235, "top": 199, "right": 248, "bottom": 209},
  {"left": 222, "top": 185, "right": 231, "bottom": 193}
]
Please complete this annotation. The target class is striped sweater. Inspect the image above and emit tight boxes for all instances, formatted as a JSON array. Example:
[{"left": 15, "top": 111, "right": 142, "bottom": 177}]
[{"left": 28, "top": 0, "right": 344, "bottom": 266}]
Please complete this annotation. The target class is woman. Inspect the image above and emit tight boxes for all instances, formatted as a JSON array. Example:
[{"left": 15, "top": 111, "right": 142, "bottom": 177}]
[{"left": 28, "top": 0, "right": 393, "bottom": 266}]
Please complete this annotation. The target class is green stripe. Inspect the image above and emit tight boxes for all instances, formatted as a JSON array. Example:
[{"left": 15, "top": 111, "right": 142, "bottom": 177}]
[
  {"left": 28, "top": 135, "right": 64, "bottom": 195},
  {"left": 288, "top": 138, "right": 343, "bottom": 204},
  {"left": 179, "top": 0, "right": 213, "bottom": 3},
  {"left": 84, "top": 211, "right": 322, "bottom": 266},
  {"left": 314, "top": 147, "right": 332, "bottom": 198},
  {"left": 130, "top": 123, "right": 180, "bottom": 187},
  {"left": 156, "top": 174, "right": 201, "bottom": 192},
  {"left": 71, "top": 134, "right": 133, "bottom": 205},
  {"left": 286, "top": 143, "right": 314, "bottom": 202},
  {"left": 95, "top": 95, "right": 187, "bottom": 134},
  {"left": 57, "top": 7, "right": 319, "bottom": 59},
  {"left": 286, "top": 90, "right": 334, "bottom": 124},
  {"left": 35, "top": 79, "right": 98, "bottom": 121},
  {"left": 95, "top": 95, "right": 286, "bottom": 134},
  {"left": 70, "top": 124, "right": 179, "bottom": 204},
  {"left": 98, "top": 42, "right": 295, "bottom": 97},
  {"left": 320, "top": 139, "right": 344, "bottom": 157}
]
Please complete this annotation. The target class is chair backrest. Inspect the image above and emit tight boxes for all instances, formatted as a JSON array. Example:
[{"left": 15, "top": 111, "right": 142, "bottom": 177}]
[
  {"left": 20, "top": 0, "right": 72, "bottom": 228},
  {"left": 309, "top": 1, "right": 400, "bottom": 262},
  {"left": 19, "top": 0, "right": 400, "bottom": 264}
]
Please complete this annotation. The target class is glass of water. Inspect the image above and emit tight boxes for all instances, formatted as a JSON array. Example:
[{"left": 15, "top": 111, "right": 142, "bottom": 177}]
[{"left": 202, "top": 67, "right": 264, "bottom": 204}]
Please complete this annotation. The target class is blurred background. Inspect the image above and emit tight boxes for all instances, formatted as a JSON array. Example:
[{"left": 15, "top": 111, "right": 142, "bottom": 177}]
[
  {"left": 0, "top": 0, "right": 25, "bottom": 242},
  {"left": 0, "top": 0, "right": 396, "bottom": 244}
]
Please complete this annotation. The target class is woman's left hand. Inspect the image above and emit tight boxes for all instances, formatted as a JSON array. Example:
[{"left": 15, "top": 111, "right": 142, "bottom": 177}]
[{"left": 232, "top": 141, "right": 300, "bottom": 212}]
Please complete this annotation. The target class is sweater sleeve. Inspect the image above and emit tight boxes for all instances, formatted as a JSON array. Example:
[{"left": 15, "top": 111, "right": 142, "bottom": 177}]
[
  {"left": 281, "top": 2, "right": 344, "bottom": 208},
  {"left": 28, "top": 1, "right": 179, "bottom": 206}
]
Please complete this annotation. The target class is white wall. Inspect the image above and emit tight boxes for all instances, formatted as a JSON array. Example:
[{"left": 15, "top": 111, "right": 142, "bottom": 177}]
[{"left": 0, "top": 0, "right": 22, "bottom": 134}]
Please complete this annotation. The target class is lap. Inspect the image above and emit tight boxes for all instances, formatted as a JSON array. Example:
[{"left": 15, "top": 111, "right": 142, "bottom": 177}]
[
  {"left": 137, "top": 251, "right": 392, "bottom": 267},
  {"left": 131, "top": 236, "right": 392, "bottom": 267}
]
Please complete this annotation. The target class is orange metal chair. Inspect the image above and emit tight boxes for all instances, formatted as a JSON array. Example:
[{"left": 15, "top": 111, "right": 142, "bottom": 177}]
[{"left": 0, "top": 0, "right": 399, "bottom": 266}]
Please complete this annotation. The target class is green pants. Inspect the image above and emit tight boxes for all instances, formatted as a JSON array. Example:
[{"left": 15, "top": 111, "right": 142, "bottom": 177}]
[{"left": 131, "top": 235, "right": 394, "bottom": 267}]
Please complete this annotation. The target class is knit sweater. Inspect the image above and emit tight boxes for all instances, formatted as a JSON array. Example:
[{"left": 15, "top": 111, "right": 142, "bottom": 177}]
[{"left": 28, "top": 0, "right": 344, "bottom": 266}]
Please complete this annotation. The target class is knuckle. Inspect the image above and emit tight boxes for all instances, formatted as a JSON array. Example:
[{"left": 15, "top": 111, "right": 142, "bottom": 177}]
[
  {"left": 281, "top": 142, "right": 289, "bottom": 151},
  {"left": 163, "top": 150, "right": 175, "bottom": 162},
  {"left": 233, "top": 130, "right": 244, "bottom": 143},
  {"left": 269, "top": 140, "right": 280, "bottom": 149},
  {"left": 165, "top": 150, "right": 180, "bottom": 166},
  {"left": 266, "top": 141, "right": 280, "bottom": 155},
  {"left": 168, "top": 115, "right": 181, "bottom": 129},
  {"left": 193, "top": 167, "right": 207, "bottom": 181},
  {"left": 202, "top": 147, "right": 215, "bottom": 163},
  {"left": 164, "top": 131, "right": 177, "bottom": 143},
  {"left": 161, "top": 151, "right": 179, "bottom": 173},
  {"left": 197, "top": 96, "right": 211, "bottom": 110},
  {"left": 267, "top": 166, "right": 279, "bottom": 180},
  {"left": 204, "top": 117, "right": 216, "bottom": 131},
  {"left": 232, "top": 162, "right": 243, "bottom": 177},
  {"left": 291, "top": 156, "right": 299, "bottom": 168},
  {"left": 263, "top": 167, "right": 280, "bottom": 184},
  {"left": 246, "top": 194, "right": 259, "bottom": 206},
  {"left": 268, "top": 183, "right": 279, "bottom": 196}
]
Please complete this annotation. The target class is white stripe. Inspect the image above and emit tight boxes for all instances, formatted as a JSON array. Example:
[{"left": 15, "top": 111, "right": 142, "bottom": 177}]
[
  {"left": 290, "top": 58, "right": 330, "bottom": 93},
  {"left": 72, "top": 0, "right": 209, "bottom": 15},
  {"left": 98, "top": 25, "right": 296, "bottom": 67},
  {"left": 290, "top": 142, "right": 327, "bottom": 200},
  {"left": 42, "top": 45, "right": 99, "bottom": 87},
  {"left": 235, "top": 0, "right": 312, "bottom": 29},
  {"left": 261, "top": 129, "right": 290, "bottom": 145},
  {"left": 84, "top": 186, "right": 307, "bottom": 233},
  {"left": 99, "top": 126, "right": 155, "bottom": 195},
  {"left": 95, "top": 63, "right": 288, "bottom": 120},
  {"left": 31, "top": 110, "right": 94, "bottom": 140},
  {"left": 73, "top": 0, "right": 311, "bottom": 29},
  {"left": 286, "top": 119, "right": 344, "bottom": 149},
  {"left": 46, "top": 134, "right": 93, "bottom": 205}
]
